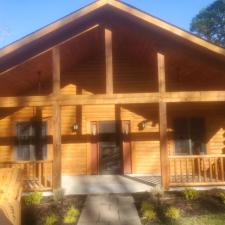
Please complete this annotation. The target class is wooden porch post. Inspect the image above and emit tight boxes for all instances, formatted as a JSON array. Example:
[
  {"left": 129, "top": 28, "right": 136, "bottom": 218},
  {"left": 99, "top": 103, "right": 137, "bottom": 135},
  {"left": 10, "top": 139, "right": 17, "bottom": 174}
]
[
  {"left": 157, "top": 53, "right": 169, "bottom": 190},
  {"left": 104, "top": 28, "right": 113, "bottom": 94},
  {"left": 52, "top": 47, "right": 62, "bottom": 189}
]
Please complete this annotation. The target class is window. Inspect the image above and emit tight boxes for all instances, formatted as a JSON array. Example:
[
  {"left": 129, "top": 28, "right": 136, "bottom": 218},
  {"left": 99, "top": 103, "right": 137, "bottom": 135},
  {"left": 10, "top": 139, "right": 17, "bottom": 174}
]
[
  {"left": 16, "top": 121, "right": 47, "bottom": 160},
  {"left": 173, "top": 118, "right": 206, "bottom": 155}
]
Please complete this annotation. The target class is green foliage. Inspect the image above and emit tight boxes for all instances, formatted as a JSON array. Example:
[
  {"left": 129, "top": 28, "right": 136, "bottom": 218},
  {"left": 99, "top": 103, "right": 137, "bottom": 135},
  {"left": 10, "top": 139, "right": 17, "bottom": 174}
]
[
  {"left": 190, "top": 0, "right": 225, "bottom": 47},
  {"left": 218, "top": 192, "right": 225, "bottom": 204},
  {"left": 63, "top": 206, "right": 80, "bottom": 224},
  {"left": 164, "top": 207, "right": 181, "bottom": 221},
  {"left": 141, "top": 201, "right": 157, "bottom": 221},
  {"left": 182, "top": 188, "right": 199, "bottom": 200},
  {"left": 43, "top": 214, "right": 58, "bottom": 225},
  {"left": 24, "top": 192, "right": 43, "bottom": 206}
]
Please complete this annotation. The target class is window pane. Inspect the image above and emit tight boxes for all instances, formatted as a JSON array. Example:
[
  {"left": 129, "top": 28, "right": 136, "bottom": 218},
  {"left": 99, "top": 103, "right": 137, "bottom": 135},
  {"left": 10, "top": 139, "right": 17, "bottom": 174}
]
[
  {"left": 190, "top": 118, "right": 206, "bottom": 154},
  {"left": 173, "top": 117, "right": 206, "bottom": 155},
  {"left": 174, "top": 118, "right": 190, "bottom": 155},
  {"left": 16, "top": 121, "right": 48, "bottom": 160},
  {"left": 16, "top": 122, "right": 32, "bottom": 160}
]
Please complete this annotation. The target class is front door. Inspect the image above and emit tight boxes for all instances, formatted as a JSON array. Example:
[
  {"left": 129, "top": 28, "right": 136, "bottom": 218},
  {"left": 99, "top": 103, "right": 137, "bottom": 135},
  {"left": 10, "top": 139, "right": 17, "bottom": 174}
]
[{"left": 98, "top": 121, "right": 121, "bottom": 174}]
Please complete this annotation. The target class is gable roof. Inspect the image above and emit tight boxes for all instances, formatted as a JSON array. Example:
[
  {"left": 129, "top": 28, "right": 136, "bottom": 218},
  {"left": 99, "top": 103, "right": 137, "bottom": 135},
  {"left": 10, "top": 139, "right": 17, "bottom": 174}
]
[{"left": 1, "top": 0, "right": 225, "bottom": 73}]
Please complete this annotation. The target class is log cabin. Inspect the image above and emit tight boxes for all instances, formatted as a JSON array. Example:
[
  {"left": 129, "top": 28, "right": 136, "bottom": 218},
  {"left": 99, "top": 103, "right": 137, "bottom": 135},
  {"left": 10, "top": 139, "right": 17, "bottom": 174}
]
[{"left": 0, "top": 0, "right": 225, "bottom": 192}]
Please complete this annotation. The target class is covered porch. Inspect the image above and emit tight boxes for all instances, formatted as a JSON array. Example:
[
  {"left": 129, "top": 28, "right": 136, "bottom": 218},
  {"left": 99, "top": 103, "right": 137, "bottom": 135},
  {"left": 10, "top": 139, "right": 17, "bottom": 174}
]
[{"left": 0, "top": 2, "right": 225, "bottom": 192}]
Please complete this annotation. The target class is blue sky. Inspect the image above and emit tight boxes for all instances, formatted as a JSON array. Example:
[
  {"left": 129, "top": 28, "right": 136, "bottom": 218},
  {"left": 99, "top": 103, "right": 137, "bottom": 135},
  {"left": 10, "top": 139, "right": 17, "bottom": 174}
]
[{"left": 0, "top": 0, "right": 214, "bottom": 48}]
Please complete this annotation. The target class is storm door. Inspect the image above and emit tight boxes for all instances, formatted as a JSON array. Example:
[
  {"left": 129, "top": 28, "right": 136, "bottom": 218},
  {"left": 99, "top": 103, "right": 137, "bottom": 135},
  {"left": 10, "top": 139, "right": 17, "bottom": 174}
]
[{"left": 98, "top": 121, "right": 121, "bottom": 174}]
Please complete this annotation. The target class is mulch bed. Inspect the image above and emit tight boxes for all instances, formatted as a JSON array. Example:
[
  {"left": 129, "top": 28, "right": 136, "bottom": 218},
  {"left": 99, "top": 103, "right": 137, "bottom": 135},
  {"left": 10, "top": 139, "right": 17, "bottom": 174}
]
[{"left": 22, "top": 195, "right": 86, "bottom": 225}]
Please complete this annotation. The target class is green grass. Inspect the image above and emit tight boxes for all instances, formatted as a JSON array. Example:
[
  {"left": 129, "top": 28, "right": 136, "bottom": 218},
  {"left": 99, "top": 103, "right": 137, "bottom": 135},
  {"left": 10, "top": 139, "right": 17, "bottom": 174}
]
[
  {"left": 145, "top": 213, "right": 225, "bottom": 225},
  {"left": 177, "top": 213, "right": 225, "bottom": 225}
]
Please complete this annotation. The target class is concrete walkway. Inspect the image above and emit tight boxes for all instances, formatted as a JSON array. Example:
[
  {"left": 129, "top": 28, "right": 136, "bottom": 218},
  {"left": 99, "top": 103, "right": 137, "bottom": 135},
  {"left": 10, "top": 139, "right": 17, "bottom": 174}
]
[
  {"left": 77, "top": 194, "right": 142, "bottom": 225},
  {"left": 62, "top": 175, "right": 154, "bottom": 195}
]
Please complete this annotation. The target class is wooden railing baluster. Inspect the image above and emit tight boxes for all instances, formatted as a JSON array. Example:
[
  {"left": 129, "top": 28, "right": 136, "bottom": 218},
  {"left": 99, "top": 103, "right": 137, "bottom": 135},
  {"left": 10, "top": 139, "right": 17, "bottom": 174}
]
[
  {"left": 168, "top": 155, "right": 225, "bottom": 186},
  {"left": 0, "top": 160, "right": 53, "bottom": 192}
]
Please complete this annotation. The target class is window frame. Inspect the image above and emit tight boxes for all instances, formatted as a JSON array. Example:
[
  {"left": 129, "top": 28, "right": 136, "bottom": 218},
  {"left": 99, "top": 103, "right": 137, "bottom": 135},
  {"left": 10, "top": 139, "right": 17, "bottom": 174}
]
[
  {"left": 173, "top": 117, "right": 207, "bottom": 156},
  {"left": 14, "top": 120, "right": 48, "bottom": 161}
]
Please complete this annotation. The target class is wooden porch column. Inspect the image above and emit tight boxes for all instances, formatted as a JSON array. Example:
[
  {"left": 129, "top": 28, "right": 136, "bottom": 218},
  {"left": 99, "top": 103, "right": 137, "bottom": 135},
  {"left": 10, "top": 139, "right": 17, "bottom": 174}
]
[
  {"left": 104, "top": 28, "right": 113, "bottom": 94},
  {"left": 157, "top": 53, "right": 169, "bottom": 190},
  {"left": 52, "top": 47, "right": 62, "bottom": 189}
]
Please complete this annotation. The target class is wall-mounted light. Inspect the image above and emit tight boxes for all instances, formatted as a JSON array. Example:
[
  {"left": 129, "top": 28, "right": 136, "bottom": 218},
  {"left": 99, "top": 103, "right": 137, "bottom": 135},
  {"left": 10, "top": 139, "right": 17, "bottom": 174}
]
[
  {"left": 91, "top": 123, "right": 97, "bottom": 136},
  {"left": 123, "top": 121, "right": 130, "bottom": 135},
  {"left": 138, "top": 120, "right": 147, "bottom": 131},
  {"left": 72, "top": 123, "right": 79, "bottom": 132}
]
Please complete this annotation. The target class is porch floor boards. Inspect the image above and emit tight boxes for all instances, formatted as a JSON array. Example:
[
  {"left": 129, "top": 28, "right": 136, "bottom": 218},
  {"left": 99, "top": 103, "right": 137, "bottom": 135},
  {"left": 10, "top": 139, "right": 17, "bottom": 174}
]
[
  {"left": 61, "top": 175, "right": 156, "bottom": 195},
  {"left": 124, "top": 175, "right": 161, "bottom": 187}
]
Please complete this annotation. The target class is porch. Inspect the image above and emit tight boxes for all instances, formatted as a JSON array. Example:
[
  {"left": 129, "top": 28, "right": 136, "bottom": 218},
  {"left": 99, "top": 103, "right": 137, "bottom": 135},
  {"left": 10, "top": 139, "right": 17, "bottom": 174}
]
[{"left": 2, "top": 154, "right": 225, "bottom": 192}]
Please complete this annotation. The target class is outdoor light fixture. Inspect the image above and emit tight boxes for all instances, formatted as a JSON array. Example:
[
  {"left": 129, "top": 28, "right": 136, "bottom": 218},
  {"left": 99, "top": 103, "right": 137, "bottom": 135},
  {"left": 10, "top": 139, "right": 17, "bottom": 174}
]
[
  {"left": 138, "top": 120, "right": 147, "bottom": 130},
  {"left": 123, "top": 122, "right": 130, "bottom": 135},
  {"left": 91, "top": 123, "right": 97, "bottom": 136},
  {"left": 72, "top": 123, "right": 79, "bottom": 132}
]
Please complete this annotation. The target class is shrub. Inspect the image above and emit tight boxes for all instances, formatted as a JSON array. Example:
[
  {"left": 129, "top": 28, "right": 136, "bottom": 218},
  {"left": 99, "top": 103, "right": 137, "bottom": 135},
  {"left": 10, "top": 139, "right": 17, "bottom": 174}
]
[
  {"left": 218, "top": 192, "right": 225, "bottom": 204},
  {"left": 141, "top": 201, "right": 157, "bottom": 221},
  {"left": 53, "top": 188, "right": 65, "bottom": 202},
  {"left": 43, "top": 214, "right": 58, "bottom": 225},
  {"left": 24, "top": 192, "right": 43, "bottom": 206},
  {"left": 182, "top": 188, "right": 199, "bottom": 200},
  {"left": 63, "top": 206, "right": 80, "bottom": 224},
  {"left": 164, "top": 207, "right": 181, "bottom": 221}
]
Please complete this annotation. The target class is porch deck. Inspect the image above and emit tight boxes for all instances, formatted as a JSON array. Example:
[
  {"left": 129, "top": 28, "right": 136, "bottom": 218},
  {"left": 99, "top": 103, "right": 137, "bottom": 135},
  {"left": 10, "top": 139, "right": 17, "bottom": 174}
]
[{"left": 61, "top": 175, "right": 156, "bottom": 195}]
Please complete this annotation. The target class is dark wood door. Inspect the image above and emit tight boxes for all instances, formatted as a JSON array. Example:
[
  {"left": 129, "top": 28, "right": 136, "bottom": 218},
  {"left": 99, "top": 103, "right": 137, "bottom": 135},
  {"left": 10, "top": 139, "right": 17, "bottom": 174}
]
[{"left": 98, "top": 121, "right": 121, "bottom": 174}]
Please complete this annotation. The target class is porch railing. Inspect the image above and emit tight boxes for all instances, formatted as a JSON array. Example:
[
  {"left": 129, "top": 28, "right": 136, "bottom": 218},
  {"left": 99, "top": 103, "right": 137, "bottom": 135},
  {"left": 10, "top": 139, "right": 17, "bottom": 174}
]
[
  {"left": 0, "top": 160, "right": 53, "bottom": 192},
  {"left": 168, "top": 155, "right": 225, "bottom": 186}
]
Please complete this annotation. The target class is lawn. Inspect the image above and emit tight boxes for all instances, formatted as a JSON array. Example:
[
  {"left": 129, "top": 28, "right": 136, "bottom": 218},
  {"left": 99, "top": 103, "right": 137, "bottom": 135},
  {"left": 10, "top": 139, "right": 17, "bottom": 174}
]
[
  {"left": 178, "top": 213, "right": 225, "bottom": 225},
  {"left": 133, "top": 188, "right": 225, "bottom": 225}
]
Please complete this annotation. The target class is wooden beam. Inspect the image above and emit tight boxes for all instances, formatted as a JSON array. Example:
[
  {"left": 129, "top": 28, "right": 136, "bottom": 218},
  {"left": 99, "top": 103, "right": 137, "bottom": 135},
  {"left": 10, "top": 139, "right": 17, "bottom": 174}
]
[
  {"left": 157, "top": 53, "right": 169, "bottom": 190},
  {"left": 3, "top": 91, "right": 225, "bottom": 108},
  {"left": 159, "top": 101, "right": 169, "bottom": 189},
  {"left": 104, "top": 28, "right": 113, "bottom": 94},
  {"left": 52, "top": 103, "right": 61, "bottom": 189},
  {"left": 157, "top": 53, "right": 166, "bottom": 93},
  {"left": 163, "top": 91, "right": 225, "bottom": 102},
  {"left": 52, "top": 47, "right": 61, "bottom": 189},
  {"left": 52, "top": 47, "right": 61, "bottom": 95},
  {"left": 58, "top": 93, "right": 159, "bottom": 105},
  {"left": 0, "top": 96, "right": 52, "bottom": 107}
]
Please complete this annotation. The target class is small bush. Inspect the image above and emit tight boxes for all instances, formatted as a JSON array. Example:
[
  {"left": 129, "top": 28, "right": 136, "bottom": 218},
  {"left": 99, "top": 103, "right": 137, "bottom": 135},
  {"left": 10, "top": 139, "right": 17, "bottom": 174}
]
[
  {"left": 218, "top": 192, "right": 225, "bottom": 204},
  {"left": 53, "top": 188, "right": 65, "bottom": 202},
  {"left": 24, "top": 192, "right": 43, "bottom": 206},
  {"left": 164, "top": 207, "right": 181, "bottom": 221},
  {"left": 182, "top": 188, "right": 199, "bottom": 200},
  {"left": 43, "top": 214, "right": 58, "bottom": 225},
  {"left": 63, "top": 206, "right": 80, "bottom": 224},
  {"left": 141, "top": 201, "right": 157, "bottom": 221}
]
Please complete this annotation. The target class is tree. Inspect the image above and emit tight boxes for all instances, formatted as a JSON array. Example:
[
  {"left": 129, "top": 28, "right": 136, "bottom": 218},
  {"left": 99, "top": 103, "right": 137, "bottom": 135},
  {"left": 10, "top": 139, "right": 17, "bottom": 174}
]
[{"left": 190, "top": 0, "right": 225, "bottom": 47}]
